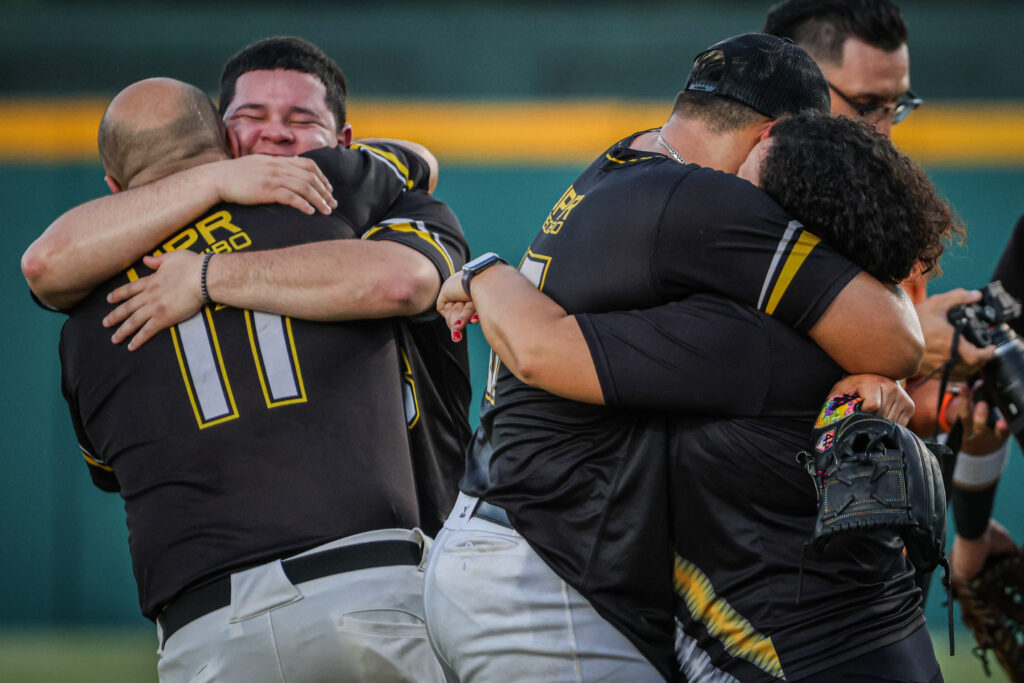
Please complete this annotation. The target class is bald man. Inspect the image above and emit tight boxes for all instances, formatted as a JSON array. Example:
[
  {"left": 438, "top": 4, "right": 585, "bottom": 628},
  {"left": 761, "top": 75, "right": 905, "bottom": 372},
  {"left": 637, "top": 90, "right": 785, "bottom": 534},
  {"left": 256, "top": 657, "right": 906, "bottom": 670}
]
[{"left": 56, "top": 78, "right": 452, "bottom": 682}]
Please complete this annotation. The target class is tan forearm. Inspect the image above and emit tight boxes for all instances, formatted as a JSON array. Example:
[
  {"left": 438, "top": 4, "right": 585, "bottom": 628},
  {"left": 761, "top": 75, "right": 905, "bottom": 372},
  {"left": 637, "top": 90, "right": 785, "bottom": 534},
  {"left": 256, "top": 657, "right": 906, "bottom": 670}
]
[
  {"left": 21, "top": 164, "right": 222, "bottom": 310},
  {"left": 206, "top": 239, "right": 441, "bottom": 320},
  {"left": 468, "top": 266, "right": 603, "bottom": 403},
  {"left": 809, "top": 272, "right": 924, "bottom": 378}
]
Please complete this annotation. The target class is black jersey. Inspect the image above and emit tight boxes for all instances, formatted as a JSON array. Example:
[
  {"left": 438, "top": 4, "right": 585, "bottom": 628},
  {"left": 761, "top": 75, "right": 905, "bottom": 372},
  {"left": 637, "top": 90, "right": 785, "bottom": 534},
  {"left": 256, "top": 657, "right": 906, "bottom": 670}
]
[
  {"left": 60, "top": 145, "right": 465, "bottom": 619},
  {"left": 580, "top": 297, "right": 922, "bottom": 681},
  {"left": 355, "top": 187, "right": 472, "bottom": 537},
  {"left": 461, "top": 133, "right": 862, "bottom": 678}
]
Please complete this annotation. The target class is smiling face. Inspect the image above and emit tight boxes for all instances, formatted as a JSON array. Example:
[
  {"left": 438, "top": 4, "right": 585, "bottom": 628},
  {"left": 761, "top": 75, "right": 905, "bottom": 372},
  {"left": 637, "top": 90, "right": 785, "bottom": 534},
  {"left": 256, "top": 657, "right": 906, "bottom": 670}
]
[
  {"left": 822, "top": 37, "right": 911, "bottom": 137},
  {"left": 223, "top": 69, "right": 353, "bottom": 156}
]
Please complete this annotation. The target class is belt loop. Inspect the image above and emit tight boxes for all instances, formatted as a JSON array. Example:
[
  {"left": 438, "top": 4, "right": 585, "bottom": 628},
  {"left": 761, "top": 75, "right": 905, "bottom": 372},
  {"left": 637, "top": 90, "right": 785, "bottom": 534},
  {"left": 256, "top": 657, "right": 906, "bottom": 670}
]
[{"left": 412, "top": 527, "right": 430, "bottom": 569}]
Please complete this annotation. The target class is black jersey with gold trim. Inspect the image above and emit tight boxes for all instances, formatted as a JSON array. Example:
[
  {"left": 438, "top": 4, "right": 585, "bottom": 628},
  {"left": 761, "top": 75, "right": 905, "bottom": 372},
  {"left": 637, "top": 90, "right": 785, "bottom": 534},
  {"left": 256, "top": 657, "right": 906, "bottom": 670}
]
[
  {"left": 357, "top": 189, "right": 472, "bottom": 536},
  {"left": 578, "top": 296, "right": 922, "bottom": 681},
  {"left": 59, "top": 144, "right": 448, "bottom": 619},
  {"left": 460, "top": 133, "right": 865, "bottom": 678}
]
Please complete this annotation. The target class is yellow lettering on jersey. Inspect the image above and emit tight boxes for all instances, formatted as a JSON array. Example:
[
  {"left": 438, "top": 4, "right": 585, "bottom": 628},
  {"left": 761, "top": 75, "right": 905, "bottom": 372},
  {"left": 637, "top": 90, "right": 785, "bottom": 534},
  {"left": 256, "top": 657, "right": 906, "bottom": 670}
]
[
  {"left": 163, "top": 227, "right": 199, "bottom": 253},
  {"left": 674, "top": 554, "right": 785, "bottom": 679},
  {"left": 541, "top": 185, "right": 585, "bottom": 235},
  {"left": 195, "top": 210, "right": 243, "bottom": 245}
]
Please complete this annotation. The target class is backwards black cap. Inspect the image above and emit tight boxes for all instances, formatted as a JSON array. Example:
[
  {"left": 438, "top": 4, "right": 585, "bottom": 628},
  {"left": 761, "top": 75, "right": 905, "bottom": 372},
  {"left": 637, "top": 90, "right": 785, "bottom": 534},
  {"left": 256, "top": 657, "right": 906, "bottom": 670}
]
[{"left": 685, "top": 33, "right": 830, "bottom": 118}]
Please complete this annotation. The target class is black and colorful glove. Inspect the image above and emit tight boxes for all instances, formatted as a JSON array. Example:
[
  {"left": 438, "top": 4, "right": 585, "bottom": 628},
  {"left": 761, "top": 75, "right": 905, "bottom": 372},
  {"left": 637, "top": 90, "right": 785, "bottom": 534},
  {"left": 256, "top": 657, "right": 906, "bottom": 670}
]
[{"left": 798, "top": 395, "right": 949, "bottom": 573}]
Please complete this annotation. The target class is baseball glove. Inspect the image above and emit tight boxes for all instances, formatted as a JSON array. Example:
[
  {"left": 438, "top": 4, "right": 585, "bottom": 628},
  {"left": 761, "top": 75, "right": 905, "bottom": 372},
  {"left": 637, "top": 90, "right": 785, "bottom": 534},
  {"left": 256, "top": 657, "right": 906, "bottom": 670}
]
[
  {"left": 954, "top": 550, "right": 1024, "bottom": 682},
  {"left": 797, "top": 395, "right": 948, "bottom": 574}
]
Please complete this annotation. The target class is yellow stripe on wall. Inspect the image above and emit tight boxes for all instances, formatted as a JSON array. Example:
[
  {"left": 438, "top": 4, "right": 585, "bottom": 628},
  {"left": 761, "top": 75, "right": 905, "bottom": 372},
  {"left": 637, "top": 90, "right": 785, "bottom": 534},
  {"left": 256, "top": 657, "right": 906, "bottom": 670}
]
[
  {"left": 0, "top": 98, "right": 107, "bottom": 161},
  {"left": 890, "top": 103, "right": 1024, "bottom": 166},
  {"left": 1, "top": 97, "right": 1023, "bottom": 166}
]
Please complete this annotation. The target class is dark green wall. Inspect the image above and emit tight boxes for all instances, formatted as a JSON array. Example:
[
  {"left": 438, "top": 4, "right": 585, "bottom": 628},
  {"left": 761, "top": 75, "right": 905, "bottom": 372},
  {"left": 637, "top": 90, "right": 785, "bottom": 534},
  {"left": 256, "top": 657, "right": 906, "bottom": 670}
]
[
  {"left": 3, "top": 1, "right": 1023, "bottom": 99},
  {"left": 5, "top": 161, "right": 1024, "bottom": 626}
]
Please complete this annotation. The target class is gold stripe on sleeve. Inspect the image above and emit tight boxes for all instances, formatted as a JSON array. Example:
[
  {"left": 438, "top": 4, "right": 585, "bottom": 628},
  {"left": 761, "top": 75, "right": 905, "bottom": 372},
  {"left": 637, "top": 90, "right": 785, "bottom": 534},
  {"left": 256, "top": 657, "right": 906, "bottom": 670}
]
[
  {"left": 364, "top": 221, "right": 455, "bottom": 276},
  {"left": 764, "top": 231, "right": 821, "bottom": 316}
]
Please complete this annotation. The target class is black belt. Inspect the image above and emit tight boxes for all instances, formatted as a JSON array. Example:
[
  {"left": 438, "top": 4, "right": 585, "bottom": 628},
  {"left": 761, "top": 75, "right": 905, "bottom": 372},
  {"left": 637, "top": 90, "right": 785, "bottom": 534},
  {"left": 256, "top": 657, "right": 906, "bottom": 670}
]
[
  {"left": 473, "top": 500, "right": 512, "bottom": 528},
  {"left": 159, "top": 539, "right": 421, "bottom": 644}
]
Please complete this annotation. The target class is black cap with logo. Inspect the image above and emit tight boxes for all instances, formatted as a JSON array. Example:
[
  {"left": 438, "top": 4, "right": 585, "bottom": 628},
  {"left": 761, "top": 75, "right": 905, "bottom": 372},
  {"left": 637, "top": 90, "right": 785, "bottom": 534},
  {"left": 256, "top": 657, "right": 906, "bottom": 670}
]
[{"left": 685, "top": 33, "right": 830, "bottom": 118}]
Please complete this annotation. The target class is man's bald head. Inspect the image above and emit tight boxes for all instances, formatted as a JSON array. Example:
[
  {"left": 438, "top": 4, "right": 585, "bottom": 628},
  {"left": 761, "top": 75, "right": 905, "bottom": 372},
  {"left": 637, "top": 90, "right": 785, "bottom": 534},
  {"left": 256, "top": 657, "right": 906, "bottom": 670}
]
[{"left": 99, "top": 77, "right": 229, "bottom": 190}]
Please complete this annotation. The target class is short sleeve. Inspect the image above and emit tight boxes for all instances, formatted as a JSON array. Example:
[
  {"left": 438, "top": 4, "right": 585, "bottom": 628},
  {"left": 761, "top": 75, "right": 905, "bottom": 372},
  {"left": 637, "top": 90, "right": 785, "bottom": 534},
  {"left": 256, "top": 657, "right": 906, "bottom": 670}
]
[
  {"left": 653, "top": 169, "right": 860, "bottom": 334},
  {"left": 361, "top": 190, "right": 470, "bottom": 282},
  {"left": 576, "top": 294, "right": 771, "bottom": 413},
  {"left": 349, "top": 141, "right": 432, "bottom": 191},
  {"left": 303, "top": 144, "right": 426, "bottom": 233},
  {"left": 60, "top": 346, "right": 119, "bottom": 493}
]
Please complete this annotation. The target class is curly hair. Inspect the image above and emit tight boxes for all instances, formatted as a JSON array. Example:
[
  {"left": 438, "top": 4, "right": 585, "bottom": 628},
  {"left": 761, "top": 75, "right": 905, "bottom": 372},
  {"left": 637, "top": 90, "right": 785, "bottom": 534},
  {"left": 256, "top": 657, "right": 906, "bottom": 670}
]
[{"left": 759, "top": 112, "right": 962, "bottom": 284}]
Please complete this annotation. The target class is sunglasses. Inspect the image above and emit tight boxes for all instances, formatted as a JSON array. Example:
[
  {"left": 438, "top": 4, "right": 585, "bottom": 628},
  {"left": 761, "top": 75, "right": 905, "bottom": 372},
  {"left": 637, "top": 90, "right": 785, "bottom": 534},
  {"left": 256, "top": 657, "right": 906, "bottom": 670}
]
[{"left": 827, "top": 82, "right": 923, "bottom": 125}]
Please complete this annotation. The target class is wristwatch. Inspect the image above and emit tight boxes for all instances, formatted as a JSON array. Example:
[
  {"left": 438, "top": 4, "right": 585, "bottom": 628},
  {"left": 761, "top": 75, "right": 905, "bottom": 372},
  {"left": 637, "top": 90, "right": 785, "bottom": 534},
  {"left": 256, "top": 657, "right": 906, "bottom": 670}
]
[{"left": 461, "top": 252, "right": 509, "bottom": 295}]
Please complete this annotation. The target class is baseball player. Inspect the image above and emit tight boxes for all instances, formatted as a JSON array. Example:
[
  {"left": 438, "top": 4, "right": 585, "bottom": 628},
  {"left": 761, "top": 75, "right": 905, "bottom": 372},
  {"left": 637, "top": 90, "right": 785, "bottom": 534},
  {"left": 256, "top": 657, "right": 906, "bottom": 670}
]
[
  {"left": 422, "top": 35, "right": 927, "bottom": 682},
  {"left": 435, "top": 113, "right": 956, "bottom": 681},
  {"left": 53, "top": 78, "right": 460, "bottom": 682},
  {"left": 765, "top": 0, "right": 1015, "bottom": 607},
  {"left": 22, "top": 37, "right": 472, "bottom": 537}
]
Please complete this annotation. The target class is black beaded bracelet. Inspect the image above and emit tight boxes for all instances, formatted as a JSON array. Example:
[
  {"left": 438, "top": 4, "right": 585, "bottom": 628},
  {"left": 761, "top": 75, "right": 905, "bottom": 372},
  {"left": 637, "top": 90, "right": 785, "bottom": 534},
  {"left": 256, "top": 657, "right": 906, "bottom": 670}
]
[{"left": 201, "top": 252, "right": 214, "bottom": 304}]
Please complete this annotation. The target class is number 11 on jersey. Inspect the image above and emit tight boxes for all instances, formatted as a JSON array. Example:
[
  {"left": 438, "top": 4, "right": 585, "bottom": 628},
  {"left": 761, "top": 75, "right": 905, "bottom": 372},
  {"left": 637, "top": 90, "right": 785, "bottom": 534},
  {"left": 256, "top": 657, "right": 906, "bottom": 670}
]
[{"left": 172, "top": 306, "right": 306, "bottom": 429}]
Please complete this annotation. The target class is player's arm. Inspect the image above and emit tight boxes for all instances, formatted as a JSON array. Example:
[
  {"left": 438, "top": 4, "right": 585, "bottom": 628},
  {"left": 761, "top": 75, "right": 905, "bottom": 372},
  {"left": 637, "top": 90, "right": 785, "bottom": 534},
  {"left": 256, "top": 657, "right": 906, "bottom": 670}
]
[
  {"left": 806, "top": 272, "right": 924, "bottom": 379},
  {"left": 659, "top": 171, "right": 924, "bottom": 379},
  {"left": 208, "top": 188, "right": 465, "bottom": 317},
  {"left": 438, "top": 263, "right": 602, "bottom": 403},
  {"left": 104, "top": 190, "right": 467, "bottom": 349},
  {"left": 21, "top": 155, "right": 336, "bottom": 311},
  {"left": 440, "top": 264, "right": 910, "bottom": 421}
]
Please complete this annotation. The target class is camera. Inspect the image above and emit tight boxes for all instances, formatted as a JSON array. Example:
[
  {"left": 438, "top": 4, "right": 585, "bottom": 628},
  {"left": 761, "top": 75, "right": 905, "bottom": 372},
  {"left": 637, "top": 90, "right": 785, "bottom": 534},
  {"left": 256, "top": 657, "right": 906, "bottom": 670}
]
[{"left": 947, "top": 281, "right": 1024, "bottom": 439}]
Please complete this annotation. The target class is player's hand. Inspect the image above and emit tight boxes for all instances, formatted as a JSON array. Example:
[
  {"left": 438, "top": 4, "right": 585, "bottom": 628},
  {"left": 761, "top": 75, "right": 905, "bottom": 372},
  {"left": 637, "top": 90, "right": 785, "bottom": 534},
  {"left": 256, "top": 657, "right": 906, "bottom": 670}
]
[
  {"left": 951, "top": 519, "right": 1017, "bottom": 581},
  {"left": 441, "top": 301, "right": 477, "bottom": 342},
  {"left": 103, "top": 251, "right": 205, "bottom": 350},
  {"left": 916, "top": 289, "right": 995, "bottom": 380},
  {"left": 208, "top": 155, "right": 337, "bottom": 216},
  {"left": 436, "top": 272, "right": 478, "bottom": 342},
  {"left": 956, "top": 381, "right": 1011, "bottom": 454},
  {"left": 828, "top": 374, "right": 914, "bottom": 425}
]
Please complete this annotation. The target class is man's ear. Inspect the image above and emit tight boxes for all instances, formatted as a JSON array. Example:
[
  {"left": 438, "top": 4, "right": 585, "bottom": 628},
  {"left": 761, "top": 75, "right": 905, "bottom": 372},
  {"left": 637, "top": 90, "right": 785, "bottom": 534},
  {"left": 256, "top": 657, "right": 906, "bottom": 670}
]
[
  {"left": 759, "top": 119, "right": 778, "bottom": 141},
  {"left": 338, "top": 123, "right": 353, "bottom": 148},
  {"left": 227, "top": 126, "right": 242, "bottom": 158},
  {"left": 104, "top": 175, "right": 123, "bottom": 194}
]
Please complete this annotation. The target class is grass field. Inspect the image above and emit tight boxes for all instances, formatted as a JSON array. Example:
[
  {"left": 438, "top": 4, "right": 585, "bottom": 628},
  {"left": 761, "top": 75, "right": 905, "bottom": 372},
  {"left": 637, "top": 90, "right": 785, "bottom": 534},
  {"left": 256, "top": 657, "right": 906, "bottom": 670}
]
[{"left": 0, "top": 627, "right": 1009, "bottom": 682}]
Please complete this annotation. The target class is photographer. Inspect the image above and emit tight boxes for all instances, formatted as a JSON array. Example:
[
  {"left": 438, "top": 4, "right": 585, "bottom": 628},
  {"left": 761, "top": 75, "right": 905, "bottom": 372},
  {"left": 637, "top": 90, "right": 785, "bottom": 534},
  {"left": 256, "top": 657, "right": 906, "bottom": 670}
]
[{"left": 936, "top": 224, "right": 1024, "bottom": 677}]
